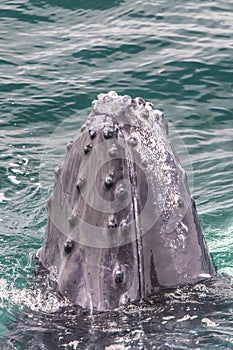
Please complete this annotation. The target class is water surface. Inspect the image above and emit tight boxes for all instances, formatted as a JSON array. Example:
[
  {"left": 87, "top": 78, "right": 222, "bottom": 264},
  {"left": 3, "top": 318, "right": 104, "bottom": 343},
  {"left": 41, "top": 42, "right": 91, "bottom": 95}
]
[{"left": 0, "top": 0, "right": 232, "bottom": 348}]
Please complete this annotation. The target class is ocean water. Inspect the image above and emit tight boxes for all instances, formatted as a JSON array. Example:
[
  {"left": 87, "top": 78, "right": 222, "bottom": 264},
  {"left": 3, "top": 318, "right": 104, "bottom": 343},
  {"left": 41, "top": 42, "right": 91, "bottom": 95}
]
[{"left": 0, "top": 0, "right": 232, "bottom": 349}]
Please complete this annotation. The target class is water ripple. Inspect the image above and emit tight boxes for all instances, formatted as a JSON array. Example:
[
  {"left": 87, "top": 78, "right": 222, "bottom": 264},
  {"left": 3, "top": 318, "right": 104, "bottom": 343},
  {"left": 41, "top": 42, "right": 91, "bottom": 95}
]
[{"left": 0, "top": 0, "right": 232, "bottom": 348}]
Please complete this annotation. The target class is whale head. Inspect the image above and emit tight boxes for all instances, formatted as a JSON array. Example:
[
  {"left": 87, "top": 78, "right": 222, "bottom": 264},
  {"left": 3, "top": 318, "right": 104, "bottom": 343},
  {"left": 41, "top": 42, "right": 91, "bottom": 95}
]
[{"left": 37, "top": 91, "right": 215, "bottom": 311}]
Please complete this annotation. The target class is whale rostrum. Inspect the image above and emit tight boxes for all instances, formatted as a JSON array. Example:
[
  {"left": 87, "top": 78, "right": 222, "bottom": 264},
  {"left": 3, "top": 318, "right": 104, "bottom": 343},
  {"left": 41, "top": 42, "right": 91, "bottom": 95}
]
[{"left": 36, "top": 91, "right": 215, "bottom": 311}]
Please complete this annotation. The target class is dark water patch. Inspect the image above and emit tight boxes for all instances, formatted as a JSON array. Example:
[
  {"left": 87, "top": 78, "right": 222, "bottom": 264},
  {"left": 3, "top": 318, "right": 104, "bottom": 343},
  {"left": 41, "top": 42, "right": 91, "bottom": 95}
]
[
  {"left": 0, "top": 82, "right": 31, "bottom": 94},
  {"left": 1, "top": 8, "right": 54, "bottom": 24},
  {"left": 31, "top": 0, "right": 124, "bottom": 11},
  {"left": 73, "top": 44, "right": 144, "bottom": 62},
  {"left": 0, "top": 58, "right": 17, "bottom": 67}
]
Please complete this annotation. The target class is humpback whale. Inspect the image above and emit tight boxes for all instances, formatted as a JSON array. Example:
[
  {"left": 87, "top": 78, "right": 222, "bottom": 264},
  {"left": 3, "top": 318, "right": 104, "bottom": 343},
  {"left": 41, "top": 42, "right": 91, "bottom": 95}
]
[{"left": 36, "top": 91, "right": 215, "bottom": 311}]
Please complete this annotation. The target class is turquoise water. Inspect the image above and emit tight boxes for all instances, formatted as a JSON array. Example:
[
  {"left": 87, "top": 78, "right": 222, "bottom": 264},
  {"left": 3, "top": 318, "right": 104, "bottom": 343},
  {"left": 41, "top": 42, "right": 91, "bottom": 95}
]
[{"left": 0, "top": 0, "right": 232, "bottom": 348}]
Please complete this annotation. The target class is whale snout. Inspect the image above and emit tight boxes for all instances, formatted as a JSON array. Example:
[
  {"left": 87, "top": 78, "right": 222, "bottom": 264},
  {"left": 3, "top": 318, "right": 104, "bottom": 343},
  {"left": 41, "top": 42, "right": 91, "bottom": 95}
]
[{"left": 37, "top": 91, "right": 215, "bottom": 311}]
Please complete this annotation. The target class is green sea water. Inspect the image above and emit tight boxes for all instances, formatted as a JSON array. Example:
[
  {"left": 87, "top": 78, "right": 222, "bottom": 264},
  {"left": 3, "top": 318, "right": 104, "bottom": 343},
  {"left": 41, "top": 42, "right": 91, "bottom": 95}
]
[{"left": 0, "top": 0, "right": 232, "bottom": 349}]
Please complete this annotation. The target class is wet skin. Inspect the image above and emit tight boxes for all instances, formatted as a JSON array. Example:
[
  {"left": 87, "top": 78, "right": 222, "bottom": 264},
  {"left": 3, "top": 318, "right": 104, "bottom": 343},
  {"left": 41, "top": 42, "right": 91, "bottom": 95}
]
[{"left": 36, "top": 91, "right": 215, "bottom": 311}]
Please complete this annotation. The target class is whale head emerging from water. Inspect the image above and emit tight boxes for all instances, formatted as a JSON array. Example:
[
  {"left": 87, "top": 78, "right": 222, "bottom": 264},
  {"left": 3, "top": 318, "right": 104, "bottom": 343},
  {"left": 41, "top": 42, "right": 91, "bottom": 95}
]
[{"left": 36, "top": 91, "right": 215, "bottom": 311}]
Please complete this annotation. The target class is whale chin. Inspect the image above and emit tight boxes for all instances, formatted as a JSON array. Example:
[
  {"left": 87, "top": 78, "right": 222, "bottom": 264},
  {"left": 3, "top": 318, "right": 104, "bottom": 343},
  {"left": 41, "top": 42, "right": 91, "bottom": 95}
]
[{"left": 36, "top": 91, "right": 215, "bottom": 311}]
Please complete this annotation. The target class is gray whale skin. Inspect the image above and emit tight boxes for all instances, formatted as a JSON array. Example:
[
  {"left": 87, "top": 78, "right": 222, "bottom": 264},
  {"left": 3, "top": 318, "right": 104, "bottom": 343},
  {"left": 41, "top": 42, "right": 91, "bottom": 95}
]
[{"left": 36, "top": 91, "right": 215, "bottom": 311}]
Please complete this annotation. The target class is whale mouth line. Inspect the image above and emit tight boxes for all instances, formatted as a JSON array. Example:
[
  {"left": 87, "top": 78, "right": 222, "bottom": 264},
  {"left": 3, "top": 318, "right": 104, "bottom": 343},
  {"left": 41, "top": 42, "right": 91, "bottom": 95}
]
[{"left": 37, "top": 91, "right": 215, "bottom": 311}]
